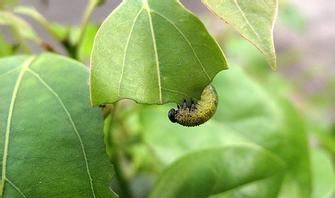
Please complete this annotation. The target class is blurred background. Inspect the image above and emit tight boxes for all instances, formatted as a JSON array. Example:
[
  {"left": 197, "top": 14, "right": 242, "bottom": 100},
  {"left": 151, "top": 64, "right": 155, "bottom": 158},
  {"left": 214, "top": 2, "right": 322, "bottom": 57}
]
[{"left": 1, "top": 0, "right": 334, "bottom": 197}]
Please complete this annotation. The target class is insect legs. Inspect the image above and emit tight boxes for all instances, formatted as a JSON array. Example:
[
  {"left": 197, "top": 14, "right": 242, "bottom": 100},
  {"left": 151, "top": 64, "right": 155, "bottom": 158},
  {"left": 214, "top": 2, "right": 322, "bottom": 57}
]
[{"left": 190, "top": 100, "right": 196, "bottom": 111}]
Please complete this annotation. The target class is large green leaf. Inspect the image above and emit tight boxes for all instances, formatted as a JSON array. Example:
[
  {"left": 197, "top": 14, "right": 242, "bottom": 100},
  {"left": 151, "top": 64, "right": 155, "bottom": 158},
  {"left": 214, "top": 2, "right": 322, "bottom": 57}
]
[
  {"left": 137, "top": 66, "right": 310, "bottom": 197},
  {"left": 150, "top": 146, "right": 285, "bottom": 198},
  {"left": 0, "top": 54, "right": 116, "bottom": 197},
  {"left": 202, "top": 0, "right": 278, "bottom": 69},
  {"left": 211, "top": 67, "right": 310, "bottom": 198},
  {"left": 90, "top": 0, "right": 227, "bottom": 106}
]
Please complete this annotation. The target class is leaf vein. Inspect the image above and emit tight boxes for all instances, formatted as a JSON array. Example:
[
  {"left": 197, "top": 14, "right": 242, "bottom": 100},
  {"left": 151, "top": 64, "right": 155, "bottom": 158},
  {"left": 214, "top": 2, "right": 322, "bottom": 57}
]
[
  {"left": 0, "top": 67, "right": 20, "bottom": 79},
  {"left": 153, "top": 11, "right": 211, "bottom": 82},
  {"left": 118, "top": 7, "right": 144, "bottom": 97},
  {"left": 233, "top": 0, "right": 262, "bottom": 43},
  {"left": 144, "top": 1, "right": 163, "bottom": 103},
  {"left": 1, "top": 56, "right": 36, "bottom": 196},
  {"left": 6, "top": 178, "right": 28, "bottom": 198}
]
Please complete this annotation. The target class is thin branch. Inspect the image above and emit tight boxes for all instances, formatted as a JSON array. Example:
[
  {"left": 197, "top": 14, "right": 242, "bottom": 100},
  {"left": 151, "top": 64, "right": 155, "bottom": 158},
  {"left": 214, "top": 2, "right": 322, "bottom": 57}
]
[{"left": 76, "top": 0, "right": 100, "bottom": 46}]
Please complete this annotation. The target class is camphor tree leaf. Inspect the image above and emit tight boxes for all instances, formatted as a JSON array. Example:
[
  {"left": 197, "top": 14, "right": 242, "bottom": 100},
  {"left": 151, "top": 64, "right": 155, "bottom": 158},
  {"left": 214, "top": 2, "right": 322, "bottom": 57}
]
[
  {"left": 90, "top": 0, "right": 227, "bottom": 106},
  {"left": 0, "top": 54, "right": 116, "bottom": 197},
  {"left": 202, "top": 0, "right": 278, "bottom": 69},
  {"left": 150, "top": 146, "right": 285, "bottom": 198}
]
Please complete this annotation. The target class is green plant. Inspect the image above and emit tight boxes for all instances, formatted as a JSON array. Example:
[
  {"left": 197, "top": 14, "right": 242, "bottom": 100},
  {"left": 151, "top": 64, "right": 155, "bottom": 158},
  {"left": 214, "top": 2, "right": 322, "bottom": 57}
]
[{"left": 1, "top": 0, "right": 334, "bottom": 198}]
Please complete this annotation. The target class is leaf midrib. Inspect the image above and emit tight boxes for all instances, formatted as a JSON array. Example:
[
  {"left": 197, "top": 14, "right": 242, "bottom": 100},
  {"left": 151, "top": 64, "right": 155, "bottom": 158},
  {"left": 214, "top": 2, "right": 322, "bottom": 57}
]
[
  {"left": 1, "top": 58, "right": 97, "bottom": 198},
  {"left": 118, "top": 7, "right": 144, "bottom": 98},
  {"left": 118, "top": 1, "right": 214, "bottom": 102},
  {"left": 152, "top": 11, "right": 211, "bottom": 82},
  {"left": 233, "top": 0, "right": 263, "bottom": 44},
  {"left": 27, "top": 68, "right": 97, "bottom": 198},
  {"left": 144, "top": 0, "right": 162, "bottom": 103},
  {"left": 1, "top": 56, "right": 36, "bottom": 197}
]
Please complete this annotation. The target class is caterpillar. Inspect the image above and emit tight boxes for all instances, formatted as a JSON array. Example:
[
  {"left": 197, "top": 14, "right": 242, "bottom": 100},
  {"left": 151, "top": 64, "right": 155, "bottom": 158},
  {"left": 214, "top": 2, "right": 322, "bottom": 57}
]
[{"left": 168, "top": 84, "right": 218, "bottom": 127}]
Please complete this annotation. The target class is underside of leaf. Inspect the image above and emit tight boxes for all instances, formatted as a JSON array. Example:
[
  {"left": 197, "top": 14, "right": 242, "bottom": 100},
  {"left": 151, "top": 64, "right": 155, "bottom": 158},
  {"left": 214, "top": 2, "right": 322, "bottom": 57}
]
[
  {"left": 202, "top": 0, "right": 278, "bottom": 69},
  {"left": 90, "top": 0, "right": 227, "bottom": 106}
]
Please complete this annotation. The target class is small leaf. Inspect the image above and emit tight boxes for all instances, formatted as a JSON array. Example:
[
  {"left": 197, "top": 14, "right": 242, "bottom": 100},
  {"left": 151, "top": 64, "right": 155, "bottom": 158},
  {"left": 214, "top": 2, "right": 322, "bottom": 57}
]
[
  {"left": 150, "top": 146, "right": 285, "bottom": 198},
  {"left": 90, "top": 0, "right": 227, "bottom": 106},
  {"left": 202, "top": 0, "right": 278, "bottom": 69},
  {"left": 0, "top": 54, "right": 116, "bottom": 197}
]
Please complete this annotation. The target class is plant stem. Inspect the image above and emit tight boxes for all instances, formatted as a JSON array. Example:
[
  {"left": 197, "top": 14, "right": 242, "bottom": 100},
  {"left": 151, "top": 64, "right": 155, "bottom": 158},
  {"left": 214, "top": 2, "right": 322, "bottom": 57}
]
[
  {"left": 61, "top": 39, "right": 78, "bottom": 59},
  {"left": 109, "top": 103, "right": 133, "bottom": 198},
  {"left": 112, "top": 151, "right": 133, "bottom": 198},
  {"left": 76, "top": 0, "right": 99, "bottom": 47}
]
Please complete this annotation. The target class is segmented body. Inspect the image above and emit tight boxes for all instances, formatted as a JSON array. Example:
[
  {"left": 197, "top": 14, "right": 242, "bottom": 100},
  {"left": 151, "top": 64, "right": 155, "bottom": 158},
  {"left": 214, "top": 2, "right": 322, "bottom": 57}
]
[{"left": 168, "top": 85, "right": 218, "bottom": 127}]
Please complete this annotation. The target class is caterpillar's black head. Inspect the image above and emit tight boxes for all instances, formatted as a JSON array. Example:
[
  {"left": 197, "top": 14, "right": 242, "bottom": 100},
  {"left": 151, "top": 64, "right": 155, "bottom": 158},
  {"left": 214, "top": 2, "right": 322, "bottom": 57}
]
[{"left": 168, "top": 108, "right": 177, "bottom": 123}]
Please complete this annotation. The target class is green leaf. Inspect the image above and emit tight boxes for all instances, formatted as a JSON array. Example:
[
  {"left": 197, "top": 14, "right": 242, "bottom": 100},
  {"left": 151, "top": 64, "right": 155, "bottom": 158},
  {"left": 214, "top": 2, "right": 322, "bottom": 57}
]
[
  {"left": 0, "top": 54, "right": 116, "bottom": 197},
  {"left": 202, "top": 0, "right": 278, "bottom": 69},
  {"left": 138, "top": 66, "right": 310, "bottom": 197},
  {"left": 150, "top": 146, "right": 285, "bottom": 198},
  {"left": 311, "top": 149, "right": 335, "bottom": 198},
  {"left": 211, "top": 68, "right": 311, "bottom": 198},
  {"left": 90, "top": 0, "right": 227, "bottom": 106},
  {"left": 275, "top": 100, "right": 311, "bottom": 198}
]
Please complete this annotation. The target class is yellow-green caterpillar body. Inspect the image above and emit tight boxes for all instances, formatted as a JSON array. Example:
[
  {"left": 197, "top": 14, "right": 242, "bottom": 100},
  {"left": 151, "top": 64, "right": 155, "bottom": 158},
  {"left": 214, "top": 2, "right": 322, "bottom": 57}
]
[{"left": 168, "top": 85, "right": 218, "bottom": 127}]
